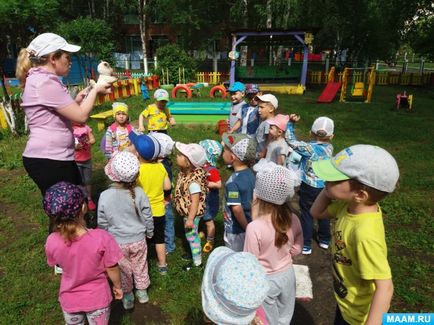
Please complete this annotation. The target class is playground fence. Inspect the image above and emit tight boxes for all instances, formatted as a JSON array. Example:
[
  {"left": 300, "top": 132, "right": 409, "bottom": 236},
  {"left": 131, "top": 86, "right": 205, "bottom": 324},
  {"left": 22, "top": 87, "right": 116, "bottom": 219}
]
[
  {"left": 196, "top": 72, "right": 229, "bottom": 84},
  {"left": 307, "top": 70, "right": 434, "bottom": 87}
]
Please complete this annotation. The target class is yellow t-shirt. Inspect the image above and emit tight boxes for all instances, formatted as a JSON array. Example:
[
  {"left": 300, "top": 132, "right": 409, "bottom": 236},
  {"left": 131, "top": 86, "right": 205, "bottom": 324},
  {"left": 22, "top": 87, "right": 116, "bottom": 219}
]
[
  {"left": 327, "top": 201, "right": 392, "bottom": 325},
  {"left": 141, "top": 103, "right": 171, "bottom": 131},
  {"left": 137, "top": 162, "right": 168, "bottom": 217}
]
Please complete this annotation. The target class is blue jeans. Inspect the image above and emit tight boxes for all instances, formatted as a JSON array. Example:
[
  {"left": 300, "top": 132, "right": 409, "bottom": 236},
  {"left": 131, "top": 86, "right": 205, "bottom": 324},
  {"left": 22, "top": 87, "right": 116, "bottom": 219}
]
[
  {"left": 164, "top": 201, "right": 176, "bottom": 253},
  {"left": 299, "top": 182, "right": 331, "bottom": 248}
]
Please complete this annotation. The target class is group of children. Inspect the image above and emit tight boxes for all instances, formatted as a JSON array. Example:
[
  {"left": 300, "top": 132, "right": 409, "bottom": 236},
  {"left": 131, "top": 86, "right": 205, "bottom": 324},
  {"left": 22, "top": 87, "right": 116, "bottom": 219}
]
[{"left": 44, "top": 84, "right": 400, "bottom": 325}]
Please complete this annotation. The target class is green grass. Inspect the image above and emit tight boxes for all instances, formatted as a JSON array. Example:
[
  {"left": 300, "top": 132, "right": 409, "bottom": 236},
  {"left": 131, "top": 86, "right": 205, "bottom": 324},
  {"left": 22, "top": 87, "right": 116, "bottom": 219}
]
[{"left": 0, "top": 84, "right": 433, "bottom": 324}]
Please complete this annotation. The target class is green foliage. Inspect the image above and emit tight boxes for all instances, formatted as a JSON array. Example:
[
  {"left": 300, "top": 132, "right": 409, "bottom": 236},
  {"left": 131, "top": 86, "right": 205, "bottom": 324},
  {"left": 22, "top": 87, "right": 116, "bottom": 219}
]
[
  {"left": 154, "top": 44, "right": 197, "bottom": 84},
  {"left": 406, "top": 14, "right": 434, "bottom": 60},
  {"left": 56, "top": 17, "right": 115, "bottom": 63}
]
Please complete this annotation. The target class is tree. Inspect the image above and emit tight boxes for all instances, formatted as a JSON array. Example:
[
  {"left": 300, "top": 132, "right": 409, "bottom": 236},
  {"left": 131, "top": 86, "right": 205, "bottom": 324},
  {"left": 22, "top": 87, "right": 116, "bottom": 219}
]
[
  {"left": 154, "top": 44, "right": 196, "bottom": 84},
  {"left": 405, "top": 3, "right": 434, "bottom": 60}
]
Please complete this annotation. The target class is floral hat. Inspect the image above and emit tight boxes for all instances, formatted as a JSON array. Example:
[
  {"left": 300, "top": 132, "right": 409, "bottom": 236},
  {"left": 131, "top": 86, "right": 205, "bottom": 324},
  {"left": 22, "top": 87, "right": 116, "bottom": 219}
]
[
  {"left": 104, "top": 151, "right": 140, "bottom": 183},
  {"left": 43, "top": 182, "right": 86, "bottom": 221},
  {"left": 199, "top": 139, "right": 223, "bottom": 166}
]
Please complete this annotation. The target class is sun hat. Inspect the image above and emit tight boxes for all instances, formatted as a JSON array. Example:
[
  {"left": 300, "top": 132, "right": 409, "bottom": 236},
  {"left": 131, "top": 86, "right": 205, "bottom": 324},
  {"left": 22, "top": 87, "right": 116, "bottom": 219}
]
[
  {"left": 199, "top": 139, "right": 223, "bottom": 167},
  {"left": 253, "top": 159, "right": 297, "bottom": 204},
  {"left": 149, "top": 132, "right": 174, "bottom": 158},
  {"left": 104, "top": 151, "right": 140, "bottom": 183},
  {"left": 129, "top": 131, "right": 161, "bottom": 161},
  {"left": 201, "top": 246, "right": 269, "bottom": 325},
  {"left": 311, "top": 116, "right": 334, "bottom": 137},
  {"left": 27, "top": 33, "right": 81, "bottom": 58},
  {"left": 312, "top": 144, "right": 400, "bottom": 193},
  {"left": 267, "top": 114, "right": 290, "bottom": 132},
  {"left": 256, "top": 94, "right": 278, "bottom": 109},
  {"left": 221, "top": 133, "right": 256, "bottom": 162},
  {"left": 228, "top": 81, "right": 246, "bottom": 93},
  {"left": 245, "top": 83, "right": 260, "bottom": 94},
  {"left": 112, "top": 102, "right": 128, "bottom": 117},
  {"left": 175, "top": 142, "right": 208, "bottom": 168},
  {"left": 154, "top": 88, "right": 170, "bottom": 101},
  {"left": 43, "top": 182, "right": 85, "bottom": 220}
]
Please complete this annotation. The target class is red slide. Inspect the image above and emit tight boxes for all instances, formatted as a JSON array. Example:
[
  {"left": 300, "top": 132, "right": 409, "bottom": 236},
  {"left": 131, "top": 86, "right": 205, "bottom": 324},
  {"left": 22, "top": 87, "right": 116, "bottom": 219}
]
[{"left": 317, "top": 82, "right": 341, "bottom": 103}]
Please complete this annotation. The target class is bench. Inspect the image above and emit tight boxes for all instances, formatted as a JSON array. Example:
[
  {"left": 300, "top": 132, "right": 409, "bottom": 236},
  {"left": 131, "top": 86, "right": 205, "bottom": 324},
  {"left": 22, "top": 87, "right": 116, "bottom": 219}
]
[{"left": 90, "top": 110, "right": 113, "bottom": 131}]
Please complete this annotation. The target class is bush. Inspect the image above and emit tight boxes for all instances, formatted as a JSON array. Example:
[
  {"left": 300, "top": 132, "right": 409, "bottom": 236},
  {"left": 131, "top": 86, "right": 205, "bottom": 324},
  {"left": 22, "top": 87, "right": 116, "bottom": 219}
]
[{"left": 155, "top": 44, "right": 196, "bottom": 85}]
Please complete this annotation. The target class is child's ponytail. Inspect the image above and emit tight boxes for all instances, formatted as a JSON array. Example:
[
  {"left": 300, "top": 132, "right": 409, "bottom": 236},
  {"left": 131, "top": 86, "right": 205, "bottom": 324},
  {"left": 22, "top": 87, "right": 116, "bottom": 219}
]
[
  {"left": 124, "top": 181, "right": 140, "bottom": 218},
  {"left": 55, "top": 218, "right": 85, "bottom": 243}
]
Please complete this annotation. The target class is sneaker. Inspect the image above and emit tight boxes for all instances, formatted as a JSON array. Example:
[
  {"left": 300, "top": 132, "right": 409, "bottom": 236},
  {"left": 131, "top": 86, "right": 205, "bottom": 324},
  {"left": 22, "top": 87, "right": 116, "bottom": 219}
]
[
  {"left": 302, "top": 246, "right": 312, "bottom": 255},
  {"left": 182, "top": 262, "right": 202, "bottom": 272},
  {"left": 202, "top": 241, "right": 214, "bottom": 253},
  {"left": 88, "top": 199, "right": 96, "bottom": 211},
  {"left": 122, "top": 292, "right": 135, "bottom": 310},
  {"left": 135, "top": 289, "right": 149, "bottom": 303},
  {"left": 319, "top": 241, "right": 329, "bottom": 250},
  {"left": 54, "top": 265, "right": 63, "bottom": 275},
  {"left": 157, "top": 264, "right": 168, "bottom": 275}
]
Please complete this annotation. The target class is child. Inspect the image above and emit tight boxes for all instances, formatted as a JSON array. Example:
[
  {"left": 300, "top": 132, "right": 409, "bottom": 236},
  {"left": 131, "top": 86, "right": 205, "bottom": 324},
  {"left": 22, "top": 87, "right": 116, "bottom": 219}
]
[
  {"left": 103, "top": 102, "right": 133, "bottom": 159},
  {"left": 72, "top": 122, "right": 96, "bottom": 210},
  {"left": 44, "top": 182, "right": 123, "bottom": 324},
  {"left": 138, "top": 88, "right": 175, "bottom": 133},
  {"left": 227, "top": 81, "right": 248, "bottom": 131},
  {"left": 201, "top": 246, "right": 270, "bottom": 325},
  {"left": 229, "top": 84, "right": 261, "bottom": 136},
  {"left": 310, "top": 144, "right": 399, "bottom": 325},
  {"left": 221, "top": 133, "right": 257, "bottom": 252},
  {"left": 255, "top": 94, "right": 278, "bottom": 159},
  {"left": 129, "top": 132, "right": 171, "bottom": 275},
  {"left": 97, "top": 151, "right": 154, "bottom": 310},
  {"left": 199, "top": 139, "right": 223, "bottom": 253},
  {"left": 265, "top": 114, "right": 291, "bottom": 165},
  {"left": 150, "top": 132, "right": 176, "bottom": 254},
  {"left": 286, "top": 116, "right": 334, "bottom": 255},
  {"left": 173, "top": 142, "right": 208, "bottom": 270},
  {"left": 244, "top": 160, "right": 303, "bottom": 324}
]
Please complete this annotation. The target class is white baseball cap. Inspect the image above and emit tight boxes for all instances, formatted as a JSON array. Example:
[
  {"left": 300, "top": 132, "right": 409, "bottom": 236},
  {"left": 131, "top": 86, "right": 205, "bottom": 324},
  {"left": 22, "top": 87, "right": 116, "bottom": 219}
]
[
  {"left": 313, "top": 144, "right": 400, "bottom": 193},
  {"left": 175, "top": 142, "right": 207, "bottom": 168},
  {"left": 27, "top": 33, "right": 81, "bottom": 57},
  {"left": 311, "top": 116, "right": 334, "bottom": 137},
  {"left": 256, "top": 94, "right": 278, "bottom": 109}
]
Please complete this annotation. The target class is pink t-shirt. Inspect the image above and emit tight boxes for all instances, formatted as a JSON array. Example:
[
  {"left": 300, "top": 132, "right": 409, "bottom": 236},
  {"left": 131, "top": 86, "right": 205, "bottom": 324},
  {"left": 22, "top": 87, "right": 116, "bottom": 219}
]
[
  {"left": 45, "top": 229, "right": 123, "bottom": 313},
  {"left": 73, "top": 124, "right": 92, "bottom": 162},
  {"left": 244, "top": 213, "right": 303, "bottom": 274},
  {"left": 22, "top": 67, "right": 76, "bottom": 160}
]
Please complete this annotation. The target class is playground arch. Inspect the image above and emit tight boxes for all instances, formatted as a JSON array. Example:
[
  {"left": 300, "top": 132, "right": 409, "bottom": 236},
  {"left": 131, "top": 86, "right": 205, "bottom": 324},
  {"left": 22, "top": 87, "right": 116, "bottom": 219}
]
[{"left": 229, "top": 29, "right": 317, "bottom": 87}]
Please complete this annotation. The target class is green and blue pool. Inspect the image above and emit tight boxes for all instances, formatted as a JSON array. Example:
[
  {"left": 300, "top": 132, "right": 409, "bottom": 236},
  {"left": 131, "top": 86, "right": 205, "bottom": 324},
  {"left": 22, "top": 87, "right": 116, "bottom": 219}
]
[{"left": 167, "top": 102, "right": 230, "bottom": 124}]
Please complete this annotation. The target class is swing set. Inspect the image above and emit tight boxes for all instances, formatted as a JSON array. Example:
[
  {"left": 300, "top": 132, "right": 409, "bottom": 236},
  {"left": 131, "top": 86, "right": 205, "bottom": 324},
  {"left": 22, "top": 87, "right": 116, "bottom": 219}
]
[{"left": 339, "top": 66, "right": 376, "bottom": 103}]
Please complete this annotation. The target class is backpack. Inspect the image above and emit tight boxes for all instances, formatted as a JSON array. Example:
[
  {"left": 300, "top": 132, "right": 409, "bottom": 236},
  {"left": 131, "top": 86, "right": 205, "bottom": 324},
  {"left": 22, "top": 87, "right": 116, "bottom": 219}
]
[{"left": 99, "top": 122, "right": 133, "bottom": 154}]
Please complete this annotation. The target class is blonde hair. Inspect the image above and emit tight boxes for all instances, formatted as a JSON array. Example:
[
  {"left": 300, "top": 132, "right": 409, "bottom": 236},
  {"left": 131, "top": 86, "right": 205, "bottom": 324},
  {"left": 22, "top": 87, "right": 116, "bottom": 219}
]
[
  {"left": 15, "top": 48, "right": 62, "bottom": 88},
  {"left": 52, "top": 205, "right": 86, "bottom": 242},
  {"left": 257, "top": 199, "right": 295, "bottom": 248}
]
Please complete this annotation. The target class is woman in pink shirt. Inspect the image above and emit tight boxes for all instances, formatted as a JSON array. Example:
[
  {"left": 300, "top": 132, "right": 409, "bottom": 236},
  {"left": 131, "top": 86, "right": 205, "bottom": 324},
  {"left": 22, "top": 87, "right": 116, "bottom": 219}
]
[
  {"left": 244, "top": 160, "right": 303, "bottom": 325},
  {"left": 16, "top": 33, "right": 109, "bottom": 196}
]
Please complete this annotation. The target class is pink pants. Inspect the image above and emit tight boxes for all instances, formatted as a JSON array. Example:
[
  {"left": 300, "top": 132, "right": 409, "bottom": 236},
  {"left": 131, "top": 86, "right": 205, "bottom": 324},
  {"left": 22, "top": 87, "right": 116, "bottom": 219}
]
[
  {"left": 62, "top": 306, "right": 110, "bottom": 325},
  {"left": 119, "top": 238, "right": 150, "bottom": 293}
]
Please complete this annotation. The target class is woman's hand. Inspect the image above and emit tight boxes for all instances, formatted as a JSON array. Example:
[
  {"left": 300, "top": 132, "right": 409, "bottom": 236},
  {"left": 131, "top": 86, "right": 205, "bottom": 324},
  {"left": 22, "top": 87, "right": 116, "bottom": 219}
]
[
  {"left": 75, "top": 88, "right": 91, "bottom": 104},
  {"left": 95, "top": 81, "right": 112, "bottom": 94}
]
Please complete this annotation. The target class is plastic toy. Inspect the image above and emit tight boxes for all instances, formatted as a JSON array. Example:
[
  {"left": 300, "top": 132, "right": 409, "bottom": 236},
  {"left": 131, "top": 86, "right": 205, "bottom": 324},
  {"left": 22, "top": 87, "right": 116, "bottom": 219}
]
[{"left": 396, "top": 91, "right": 413, "bottom": 111}]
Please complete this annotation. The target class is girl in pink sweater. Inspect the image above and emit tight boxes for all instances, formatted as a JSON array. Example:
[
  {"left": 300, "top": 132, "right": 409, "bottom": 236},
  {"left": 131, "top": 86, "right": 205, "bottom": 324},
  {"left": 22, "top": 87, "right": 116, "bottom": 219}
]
[{"left": 244, "top": 160, "right": 303, "bottom": 325}]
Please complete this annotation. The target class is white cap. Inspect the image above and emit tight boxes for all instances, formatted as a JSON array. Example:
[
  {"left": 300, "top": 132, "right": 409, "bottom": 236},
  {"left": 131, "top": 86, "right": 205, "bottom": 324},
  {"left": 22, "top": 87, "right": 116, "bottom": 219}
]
[
  {"left": 175, "top": 142, "right": 208, "bottom": 168},
  {"left": 27, "top": 33, "right": 81, "bottom": 57},
  {"left": 256, "top": 94, "right": 278, "bottom": 109},
  {"left": 311, "top": 116, "right": 334, "bottom": 137},
  {"left": 313, "top": 144, "right": 400, "bottom": 193}
]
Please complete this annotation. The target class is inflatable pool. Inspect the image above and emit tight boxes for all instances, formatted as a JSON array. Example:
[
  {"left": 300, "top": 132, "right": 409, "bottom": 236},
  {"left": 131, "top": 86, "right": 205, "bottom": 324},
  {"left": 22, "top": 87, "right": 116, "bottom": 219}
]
[{"left": 167, "top": 102, "right": 231, "bottom": 124}]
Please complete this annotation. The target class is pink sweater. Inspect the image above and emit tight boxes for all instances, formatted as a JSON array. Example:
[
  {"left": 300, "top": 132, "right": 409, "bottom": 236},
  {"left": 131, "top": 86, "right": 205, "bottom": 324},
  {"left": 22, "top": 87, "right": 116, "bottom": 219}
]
[{"left": 244, "top": 213, "right": 303, "bottom": 274}]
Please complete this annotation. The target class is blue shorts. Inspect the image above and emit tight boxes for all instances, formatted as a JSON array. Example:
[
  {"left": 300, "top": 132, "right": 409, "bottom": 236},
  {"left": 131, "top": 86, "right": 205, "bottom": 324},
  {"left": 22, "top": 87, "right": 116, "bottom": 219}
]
[{"left": 202, "top": 193, "right": 219, "bottom": 221}]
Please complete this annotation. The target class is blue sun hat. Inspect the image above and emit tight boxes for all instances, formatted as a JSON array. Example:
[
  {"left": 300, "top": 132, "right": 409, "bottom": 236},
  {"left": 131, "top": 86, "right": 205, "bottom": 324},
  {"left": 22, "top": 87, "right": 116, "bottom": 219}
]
[
  {"left": 199, "top": 139, "right": 223, "bottom": 167},
  {"left": 228, "top": 81, "right": 246, "bottom": 93},
  {"left": 129, "top": 131, "right": 160, "bottom": 161},
  {"left": 201, "top": 246, "right": 269, "bottom": 325},
  {"left": 43, "top": 182, "right": 86, "bottom": 221}
]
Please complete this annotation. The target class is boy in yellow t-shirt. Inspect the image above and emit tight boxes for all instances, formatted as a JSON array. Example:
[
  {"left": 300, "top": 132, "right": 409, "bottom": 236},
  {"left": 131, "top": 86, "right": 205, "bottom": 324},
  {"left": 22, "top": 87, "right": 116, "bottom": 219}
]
[
  {"left": 138, "top": 89, "right": 176, "bottom": 133},
  {"left": 129, "top": 132, "right": 171, "bottom": 275},
  {"left": 310, "top": 145, "right": 399, "bottom": 325}
]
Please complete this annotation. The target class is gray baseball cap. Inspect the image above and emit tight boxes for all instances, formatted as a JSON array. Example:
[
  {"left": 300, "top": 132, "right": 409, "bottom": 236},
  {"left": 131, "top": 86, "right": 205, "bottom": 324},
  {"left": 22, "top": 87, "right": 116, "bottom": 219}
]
[{"left": 312, "top": 144, "right": 399, "bottom": 193}]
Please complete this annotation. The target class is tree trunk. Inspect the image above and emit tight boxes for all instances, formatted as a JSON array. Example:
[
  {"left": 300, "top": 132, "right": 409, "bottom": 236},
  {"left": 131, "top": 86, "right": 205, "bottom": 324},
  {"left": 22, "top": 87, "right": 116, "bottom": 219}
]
[
  {"left": 267, "top": 0, "right": 272, "bottom": 66},
  {"left": 240, "top": 0, "right": 248, "bottom": 67},
  {"left": 138, "top": 0, "right": 148, "bottom": 74}
]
